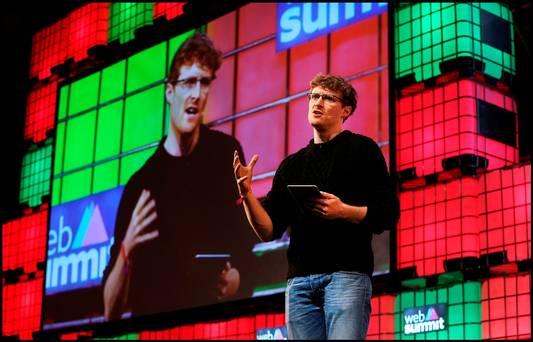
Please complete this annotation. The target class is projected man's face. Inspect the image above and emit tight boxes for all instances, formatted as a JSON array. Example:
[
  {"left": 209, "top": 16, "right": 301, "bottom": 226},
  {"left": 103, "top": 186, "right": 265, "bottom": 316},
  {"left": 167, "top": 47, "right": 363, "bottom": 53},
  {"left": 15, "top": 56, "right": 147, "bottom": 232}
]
[{"left": 165, "top": 62, "right": 213, "bottom": 135}]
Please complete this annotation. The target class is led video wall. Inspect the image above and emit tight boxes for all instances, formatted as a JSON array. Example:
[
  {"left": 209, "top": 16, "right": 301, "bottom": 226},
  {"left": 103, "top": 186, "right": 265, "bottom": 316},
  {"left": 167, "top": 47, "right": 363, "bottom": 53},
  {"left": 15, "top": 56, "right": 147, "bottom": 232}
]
[{"left": 40, "top": 3, "right": 392, "bottom": 331}]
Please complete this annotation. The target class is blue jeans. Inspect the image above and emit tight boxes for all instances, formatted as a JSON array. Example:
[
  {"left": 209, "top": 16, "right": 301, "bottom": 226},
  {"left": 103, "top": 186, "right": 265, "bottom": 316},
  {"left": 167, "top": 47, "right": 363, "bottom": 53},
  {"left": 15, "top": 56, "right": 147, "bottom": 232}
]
[{"left": 285, "top": 271, "right": 372, "bottom": 340}]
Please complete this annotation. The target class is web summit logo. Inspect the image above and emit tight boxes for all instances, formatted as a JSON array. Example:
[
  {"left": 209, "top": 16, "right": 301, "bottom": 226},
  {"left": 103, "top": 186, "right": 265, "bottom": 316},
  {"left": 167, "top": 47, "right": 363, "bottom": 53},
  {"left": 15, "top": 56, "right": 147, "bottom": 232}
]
[
  {"left": 403, "top": 304, "right": 447, "bottom": 335},
  {"left": 45, "top": 187, "right": 123, "bottom": 294},
  {"left": 256, "top": 326, "right": 288, "bottom": 340}
]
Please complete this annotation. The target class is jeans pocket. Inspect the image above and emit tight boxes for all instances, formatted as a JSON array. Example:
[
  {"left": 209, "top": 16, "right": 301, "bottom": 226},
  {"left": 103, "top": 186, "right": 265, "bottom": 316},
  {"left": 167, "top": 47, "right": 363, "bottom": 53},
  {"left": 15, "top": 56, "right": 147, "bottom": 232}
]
[{"left": 286, "top": 277, "right": 295, "bottom": 287}]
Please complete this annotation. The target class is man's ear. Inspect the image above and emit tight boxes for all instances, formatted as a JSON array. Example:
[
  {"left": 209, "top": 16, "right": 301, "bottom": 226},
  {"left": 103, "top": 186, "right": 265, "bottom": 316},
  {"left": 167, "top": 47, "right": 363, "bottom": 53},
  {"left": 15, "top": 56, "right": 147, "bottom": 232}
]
[
  {"left": 342, "top": 106, "right": 352, "bottom": 121},
  {"left": 165, "top": 83, "right": 174, "bottom": 104}
]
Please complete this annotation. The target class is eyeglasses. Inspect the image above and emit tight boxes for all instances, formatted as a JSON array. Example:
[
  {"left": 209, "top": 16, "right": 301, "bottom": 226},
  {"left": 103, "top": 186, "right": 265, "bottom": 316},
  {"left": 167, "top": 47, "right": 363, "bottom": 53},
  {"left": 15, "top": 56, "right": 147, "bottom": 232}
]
[
  {"left": 175, "top": 76, "right": 214, "bottom": 90},
  {"left": 307, "top": 92, "right": 343, "bottom": 104}
]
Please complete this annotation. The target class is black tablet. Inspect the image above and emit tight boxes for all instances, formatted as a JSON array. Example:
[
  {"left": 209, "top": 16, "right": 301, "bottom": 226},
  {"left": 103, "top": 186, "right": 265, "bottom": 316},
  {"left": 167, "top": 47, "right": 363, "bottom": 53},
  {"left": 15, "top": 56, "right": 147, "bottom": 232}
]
[{"left": 287, "top": 185, "right": 322, "bottom": 205}]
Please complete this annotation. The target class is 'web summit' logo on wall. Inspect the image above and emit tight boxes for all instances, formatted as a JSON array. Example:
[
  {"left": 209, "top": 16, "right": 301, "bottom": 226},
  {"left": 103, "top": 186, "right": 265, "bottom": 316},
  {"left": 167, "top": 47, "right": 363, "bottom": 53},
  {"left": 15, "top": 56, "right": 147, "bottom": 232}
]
[
  {"left": 403, "top": 303, "right": 447, "bottom": 335},
  {"left": 256, "top": 326, "right": 288, "bottom": 340},
  {"left": 45, "top": 187, "right": 124, "bottom": 295}
]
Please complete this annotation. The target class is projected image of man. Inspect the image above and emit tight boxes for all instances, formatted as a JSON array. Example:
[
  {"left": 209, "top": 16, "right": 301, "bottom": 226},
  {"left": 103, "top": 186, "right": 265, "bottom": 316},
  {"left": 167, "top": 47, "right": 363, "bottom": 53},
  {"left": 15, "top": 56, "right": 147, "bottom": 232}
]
[{"left": 103, "top": 32, "right": 257, "bottom": 320}]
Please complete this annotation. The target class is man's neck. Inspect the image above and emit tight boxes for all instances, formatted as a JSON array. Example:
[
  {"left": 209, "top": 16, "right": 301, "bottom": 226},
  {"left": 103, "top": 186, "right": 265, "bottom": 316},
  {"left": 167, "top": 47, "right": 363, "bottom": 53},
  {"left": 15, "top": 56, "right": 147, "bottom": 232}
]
[
  {"left": 313, "top": 126, "right": 342, "bottom": 144},
  {"left": 164, "top": 126, "right": 201, "bottom": 157}
]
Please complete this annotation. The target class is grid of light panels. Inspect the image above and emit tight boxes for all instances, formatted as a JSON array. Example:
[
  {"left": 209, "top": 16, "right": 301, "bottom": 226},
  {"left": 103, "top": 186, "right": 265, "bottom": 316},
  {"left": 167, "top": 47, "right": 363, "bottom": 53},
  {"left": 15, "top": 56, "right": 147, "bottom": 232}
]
[
  {"left": 108, "top": 3, "right": 154, "bottom": 44},
  {"left": 29, "top": 18, "right": 67, "bottom": 80},
  {"left": 2, "top": 206, "right": 48, "bottom": 274},
  {"left": 398, "top": 176, "right": 480, "bottom": 276},
  {"left": 1, "top": 279, "right": 43, "bottom": 340},
  {"left": 481, "top": 273, "right": 531, "bottom": 340},
  {"left": 367, "top": 295, "right": 396, "bottom": 340},
  {"left": 153, "top": 2, "right": 185, "bottom": 21},
  {"left": 394, "top": 282, "right": 482, "bottom": 339},
  {"left": 395, "top": 3, "right": 515, "bottom": 83},
  {"left": 19, "top": 139, "right": 53, "bottom": 208},
  {"left": 25, "top": 81, "right": 57, "bottom": 143},
  {"left": 64, "top": 3, "right": 109, "bottom": 62},
  {"left": 479, "top": 163, "right": 531, "bottom": 262},
  {"left": 396, "top": 79, "right": 518, "bottom": 178}
]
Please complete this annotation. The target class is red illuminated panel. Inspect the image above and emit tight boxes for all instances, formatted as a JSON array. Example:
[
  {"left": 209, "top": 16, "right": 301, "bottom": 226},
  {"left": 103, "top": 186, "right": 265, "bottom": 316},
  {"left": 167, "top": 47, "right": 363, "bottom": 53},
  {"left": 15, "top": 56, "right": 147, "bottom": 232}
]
[
  {"left": 153, "top": 2, "right": 185, "bottom": 21},
  {"left": 206, "top": 10, "right": 236, "bottom": 54},
  {"left": 398, "top": 176, "right": 480, "bottom": 276},
  {"left": 2, "top": 206, "right": 48, "bottom": 273},
  {"left": 330, "top": 15, "right": 381, "bottom": 78},
  {"left": 1, "top": 278, "right": 43, "bottom": 340},
  {"left": 205, "top": 56, "right": 235, "bottom": 123},
  {"left": 289, "top": 35, "right": 327, "bottom": 95},
  {"left": 367, "top": 295, "right": 395, "bottom": 340},
  {"left": 237, "top": 3, "right": 276, "bottom": 47},
  {"left": 30, "top": 18, "right": 67, "bottom": 81},
  {"left": 210, "top": 121, "right": 232, "bottom": 137},
  {"left": 60, "top": 331, "right": 93, "bottom": 340},
  {"left": 396, "top": 79, "right": 518, "bottom": 178},
  {"left": 64, "top": 3, "right": 109, "bottom": 63},
  {"left": 482, "top": 273, "right": 531, "bottom": 340},
  {"left": 479, "top": 163, "right": 531, "bottom": 262},
  {"left": 252, "top": 176, "right": 274, "bottom": 200},
  {"left": 346, "top": 74, "right": 382, "bottom": 142},
  {"left": 234, "top": 105, "right": 286, "bottom": 176},
  {"left": 236, "top": 39, "right": 287, "bottom": 113},
  {"left": 288, "top": 96, "right": 313, "bottom": 155},
  {"left": 25, "top": 81, "right": 57, "bottom": 143}
]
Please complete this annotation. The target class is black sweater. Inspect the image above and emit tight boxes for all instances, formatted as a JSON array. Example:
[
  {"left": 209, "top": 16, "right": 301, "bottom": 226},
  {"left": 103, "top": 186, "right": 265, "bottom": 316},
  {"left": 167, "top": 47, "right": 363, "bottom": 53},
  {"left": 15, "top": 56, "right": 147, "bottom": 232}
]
[
  {"left": 103, "top": 125, "right": 258, "bottom": 317},
  {"left": 262, "top": 130, "right": 400, "bottom": 278}
]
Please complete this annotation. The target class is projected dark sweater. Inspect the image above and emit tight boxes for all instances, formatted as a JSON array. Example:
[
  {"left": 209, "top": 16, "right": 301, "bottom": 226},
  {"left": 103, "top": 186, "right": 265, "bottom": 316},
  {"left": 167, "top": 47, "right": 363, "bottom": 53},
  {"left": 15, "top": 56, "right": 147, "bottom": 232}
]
[
  {"left": 103, "top": 125, "right": 258, "bottom": 317},
  {"left": 262, "top": 130, "right": 400, "bottom": 278}
]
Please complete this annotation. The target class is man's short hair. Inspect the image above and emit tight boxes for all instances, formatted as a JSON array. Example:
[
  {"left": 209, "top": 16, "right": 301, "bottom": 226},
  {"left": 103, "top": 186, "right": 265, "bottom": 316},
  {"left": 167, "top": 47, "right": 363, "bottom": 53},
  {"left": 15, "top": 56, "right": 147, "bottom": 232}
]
[
  {"left": 167, "top": 32, "right": 223, "bottom": 85},
  {"left": 310, "top": 73, "right": 358, "bottom": 121}
]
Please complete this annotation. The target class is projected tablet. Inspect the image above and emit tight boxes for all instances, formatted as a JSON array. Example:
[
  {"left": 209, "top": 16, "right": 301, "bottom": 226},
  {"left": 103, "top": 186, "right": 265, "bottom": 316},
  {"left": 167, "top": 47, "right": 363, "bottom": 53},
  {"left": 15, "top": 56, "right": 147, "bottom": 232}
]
[{"left": 287, "top": 185, "right": 322, "bottom": 205}]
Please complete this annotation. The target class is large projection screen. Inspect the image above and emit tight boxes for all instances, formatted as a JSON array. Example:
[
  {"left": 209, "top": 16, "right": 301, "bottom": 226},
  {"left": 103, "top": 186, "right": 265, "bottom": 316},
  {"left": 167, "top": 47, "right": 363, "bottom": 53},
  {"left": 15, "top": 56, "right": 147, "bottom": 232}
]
[{"left": 42, "top": 2, "right": 391, "bottom": 331}]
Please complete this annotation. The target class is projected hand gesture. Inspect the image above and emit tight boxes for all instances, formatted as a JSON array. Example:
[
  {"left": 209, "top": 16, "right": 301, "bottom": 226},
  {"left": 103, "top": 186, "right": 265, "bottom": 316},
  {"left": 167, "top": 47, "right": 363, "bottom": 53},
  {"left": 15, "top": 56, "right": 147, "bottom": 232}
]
[
  {"left": 122, "top": 189, "right": 159, "bottom": 256},
  {"left": 217, "top": 261, "right": 240, "bottom": 299},
  {"left": 233, "top": 150, "right": 258, "bottom": 197}
]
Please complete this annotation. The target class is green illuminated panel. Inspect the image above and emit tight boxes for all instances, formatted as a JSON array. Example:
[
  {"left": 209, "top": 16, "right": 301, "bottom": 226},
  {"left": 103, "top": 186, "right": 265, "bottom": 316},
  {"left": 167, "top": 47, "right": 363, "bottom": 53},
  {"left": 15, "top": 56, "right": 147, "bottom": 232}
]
[
  {"left": 394, "top": 282, "right": 482, "bottom": 340},
  {"left": 51, "top": 177, "right": 61, "bottom": 206},
  {"left": 93, "top": 159, "right": 119, "bottom": 194},
  {"left": 126, "top": 42, "right": 166, "bottom": 93},
  {"left": 122, "top": 85, "right": 164, "bottom": 153},
  {"left": 53, "top": 122, "right": 65, "bottom": 176},
  {"left": 100, "top": 60, "right": 126, "bottom": 104},
  {"left": 94, "top": 332, "right": 139, "bottom": 340},
  {"left": 61, "top": 168, "right": 92, "bottom": 204},
  {"left": 69, "top": 73, "right": 100, "bottom": 116},
  {"left": 63, "top": 110, "right": 97, "bottom": 172},
  {"left": 58, "top": 85, "right": 69, "bottom": 121},
  {"left": 395, "top": 2, "right": 515, "bottom": 82},
  {"left": 120, "top": 147, "right": 157, "bottom": 185},
  {"left": 19, "top": 140, "right": 53, "bottom": 207},
  {"left": 167, "top": 29, "right": 196, "bottom": 71},
  {"left": 109, "top": 3, "right": 154, "bottom": 44},
  {"left": 95, "top": 102, "right": 123, "bottom": 162}
]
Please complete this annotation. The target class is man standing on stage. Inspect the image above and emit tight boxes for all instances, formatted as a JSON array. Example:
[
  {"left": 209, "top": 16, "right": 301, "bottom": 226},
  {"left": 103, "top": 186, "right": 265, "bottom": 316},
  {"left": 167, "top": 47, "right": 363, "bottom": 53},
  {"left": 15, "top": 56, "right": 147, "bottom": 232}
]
[{"left": 233, "top": 73, "right": 400, "bottom": 339}]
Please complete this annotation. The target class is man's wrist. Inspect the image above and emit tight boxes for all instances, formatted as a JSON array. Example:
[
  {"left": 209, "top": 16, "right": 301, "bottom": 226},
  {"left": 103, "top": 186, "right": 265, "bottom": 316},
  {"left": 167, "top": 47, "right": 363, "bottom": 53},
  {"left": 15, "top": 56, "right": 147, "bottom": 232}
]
[{"left": 120, "top": 243, "right": 130, "bottom": 274}]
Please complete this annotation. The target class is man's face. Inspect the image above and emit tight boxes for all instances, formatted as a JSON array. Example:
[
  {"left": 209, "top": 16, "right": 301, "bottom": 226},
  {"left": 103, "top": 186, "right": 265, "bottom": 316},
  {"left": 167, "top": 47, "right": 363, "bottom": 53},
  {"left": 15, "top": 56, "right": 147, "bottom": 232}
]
[
  {"left": 165, "top": 62, "right": 213, "bottom": 135},
  {"left": 307, "top": 86, "right": 350, "bottom": 131}
]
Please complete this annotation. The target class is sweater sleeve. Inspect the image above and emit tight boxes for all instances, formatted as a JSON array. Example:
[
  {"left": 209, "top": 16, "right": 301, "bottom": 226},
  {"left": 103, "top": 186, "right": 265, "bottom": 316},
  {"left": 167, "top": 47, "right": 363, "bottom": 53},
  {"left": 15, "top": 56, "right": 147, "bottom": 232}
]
[
  {"left": 101, "top": 174, "right": 142, "bottom": 288},
  {"left": 261, "top": 158, "right": 293, "bottom": 241},
  {"left": 358, "top": 138, "right": 400, "bottom": 235}
]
